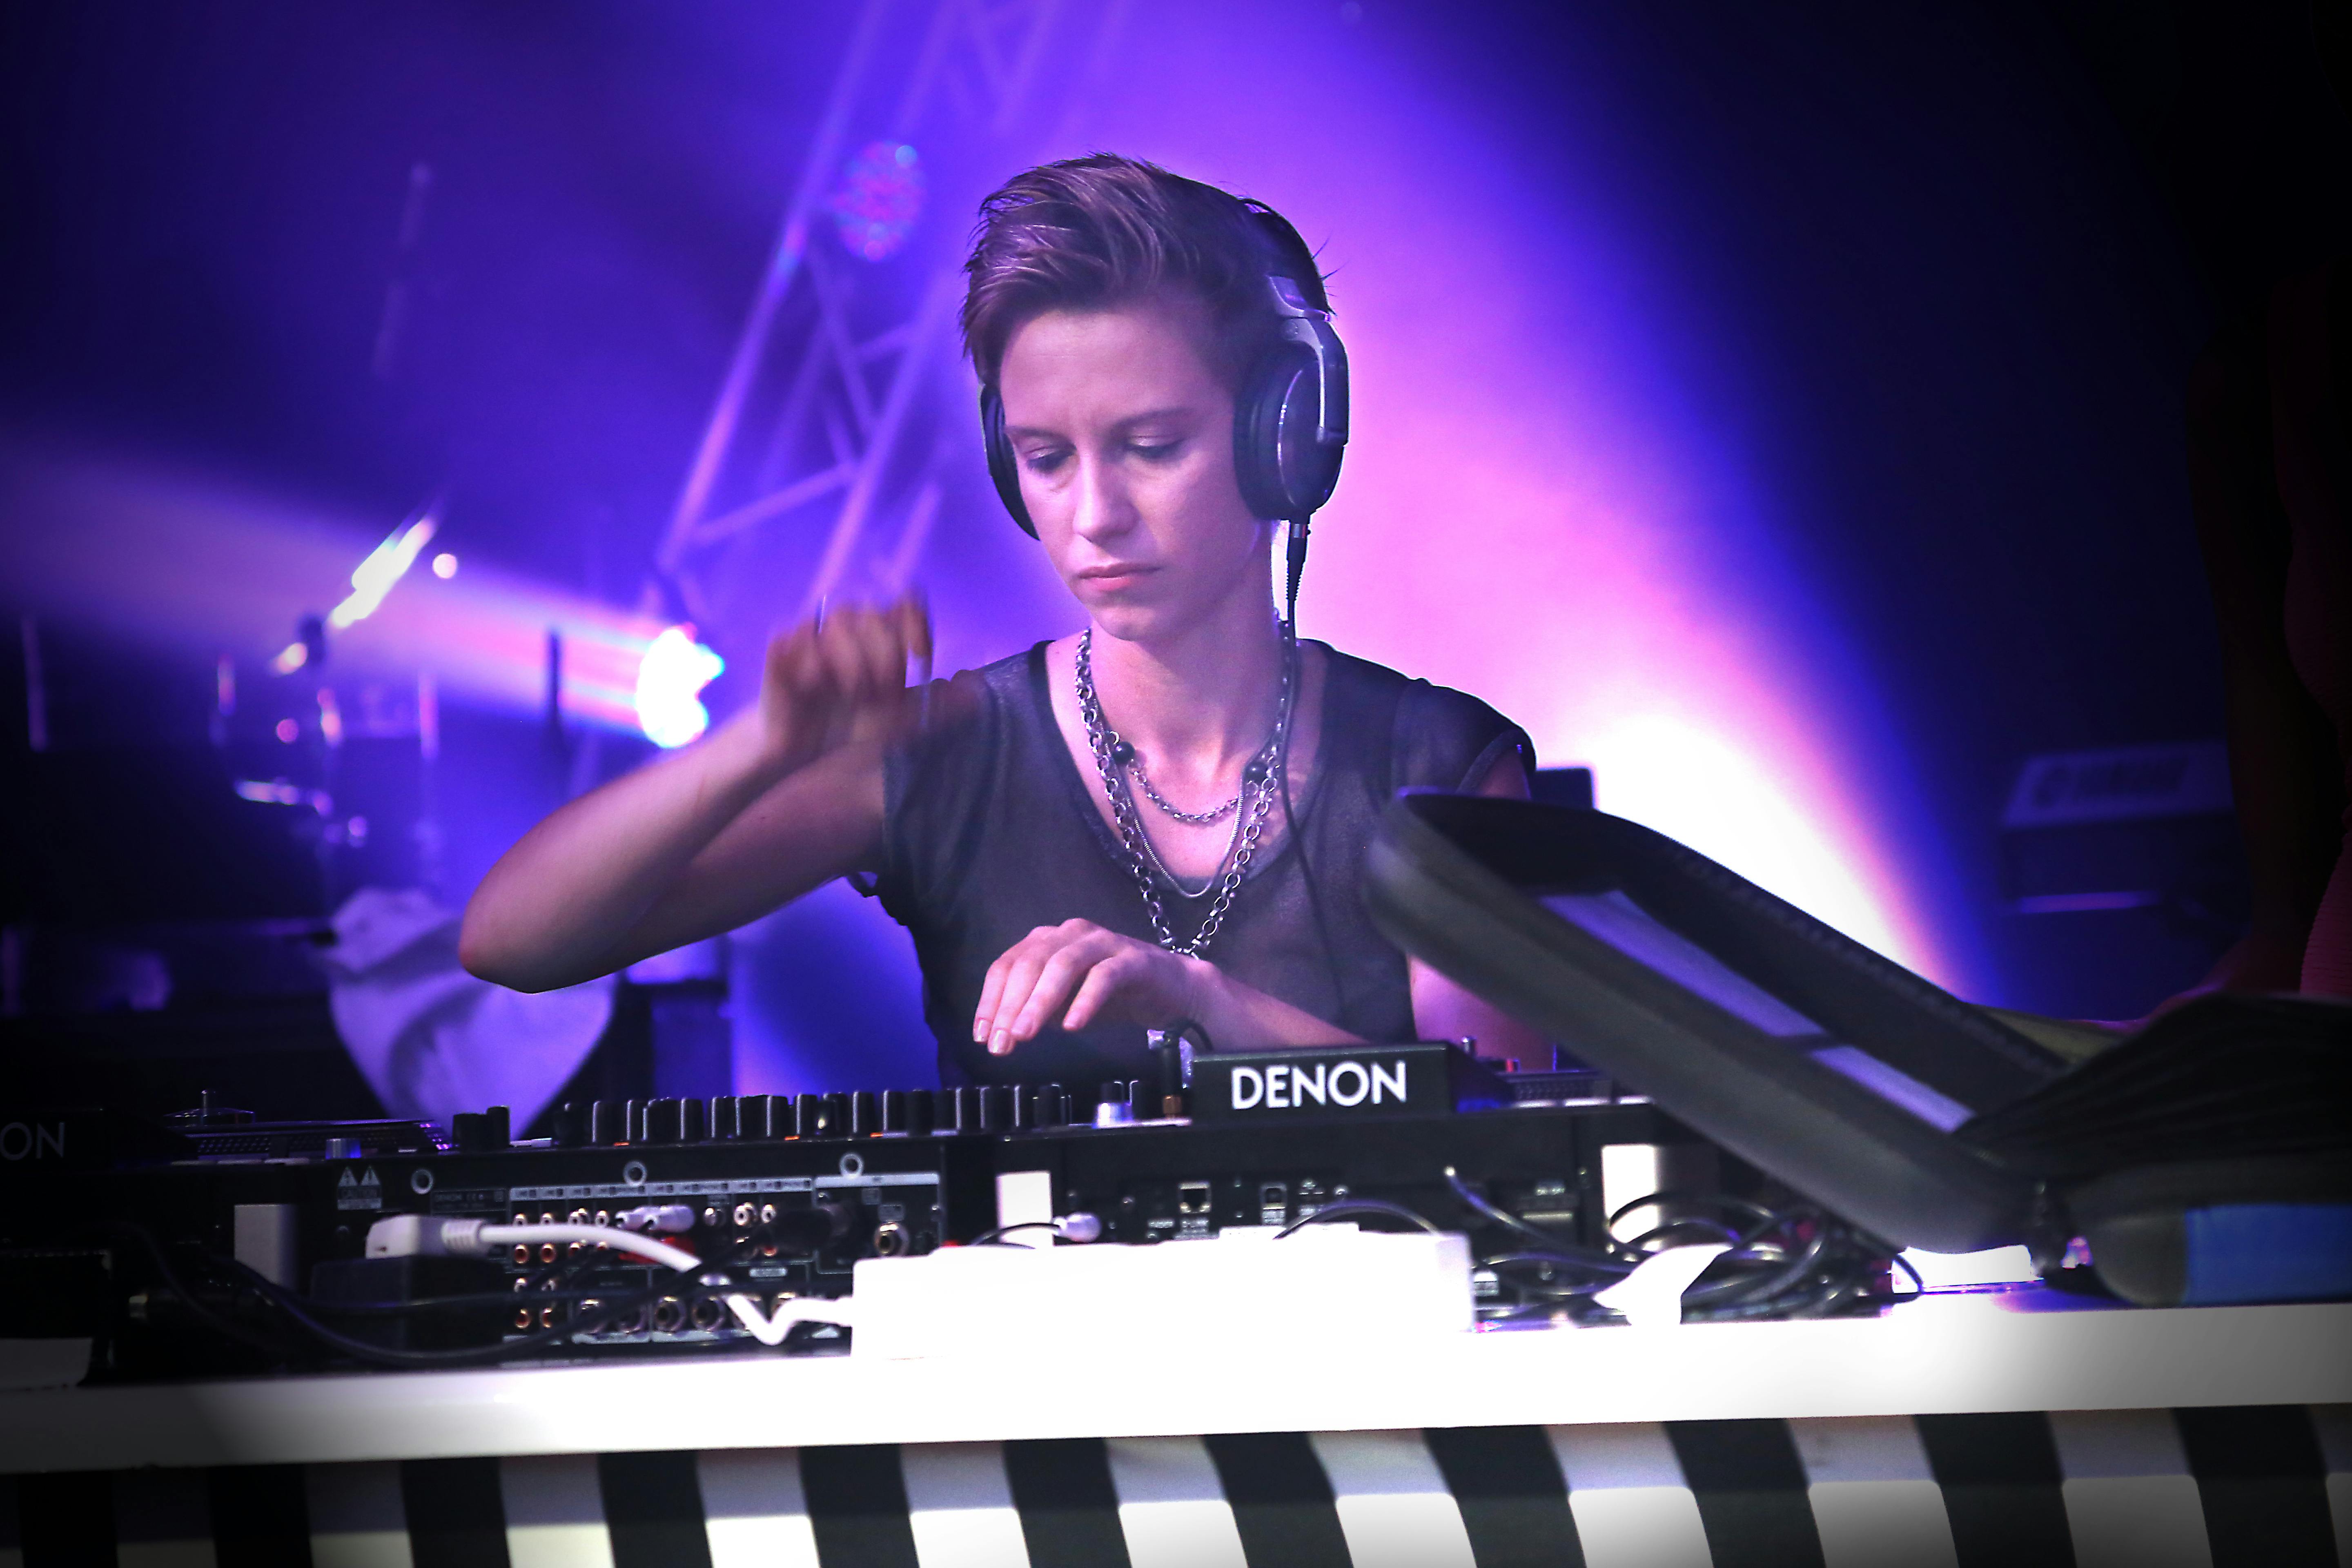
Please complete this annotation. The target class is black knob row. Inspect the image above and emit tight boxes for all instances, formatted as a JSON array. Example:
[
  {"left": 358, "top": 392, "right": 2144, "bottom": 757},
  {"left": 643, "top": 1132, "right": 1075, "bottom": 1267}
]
[
  {"left": 545, "top": 1080, "right": 1143, "bottom": 1148},
  {"left": 450, "top": 1105, "right": 511, "bottom": 1151}
]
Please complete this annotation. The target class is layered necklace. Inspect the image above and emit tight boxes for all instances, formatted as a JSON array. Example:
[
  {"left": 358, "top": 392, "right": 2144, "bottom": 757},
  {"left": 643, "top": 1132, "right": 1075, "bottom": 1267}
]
[{"left": 1074, "top": 627, "right": 1294, "bottom": 959}]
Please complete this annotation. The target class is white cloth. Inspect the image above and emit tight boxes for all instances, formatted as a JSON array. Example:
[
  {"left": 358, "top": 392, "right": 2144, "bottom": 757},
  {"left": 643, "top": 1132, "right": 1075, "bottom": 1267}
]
[{"left": 321, "top": 887, "right": 614, "bottom": 1133}]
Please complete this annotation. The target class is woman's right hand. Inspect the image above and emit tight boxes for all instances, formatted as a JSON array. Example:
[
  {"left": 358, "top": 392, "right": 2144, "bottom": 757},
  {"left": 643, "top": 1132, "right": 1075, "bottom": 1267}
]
[{"left": 750, "top": 594, "right": 933, "bottom": 780}]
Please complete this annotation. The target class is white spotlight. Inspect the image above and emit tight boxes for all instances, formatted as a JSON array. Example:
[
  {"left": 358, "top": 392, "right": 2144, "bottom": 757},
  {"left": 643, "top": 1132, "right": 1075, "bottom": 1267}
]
[{"left": 634, "top": 626, "right": 725, "bottom": 749}]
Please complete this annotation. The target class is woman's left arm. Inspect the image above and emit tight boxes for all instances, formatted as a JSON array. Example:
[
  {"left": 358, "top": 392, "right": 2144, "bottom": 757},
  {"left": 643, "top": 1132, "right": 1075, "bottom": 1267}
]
[{"left": 1405, "top": 752, "right": 1550, "bottom": 1062}]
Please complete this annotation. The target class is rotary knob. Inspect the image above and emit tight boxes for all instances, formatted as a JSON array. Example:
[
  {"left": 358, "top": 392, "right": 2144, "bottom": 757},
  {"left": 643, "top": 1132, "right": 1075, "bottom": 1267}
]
[{"left": 588, "top": 1099, "right": 627, "bottom": 1147}]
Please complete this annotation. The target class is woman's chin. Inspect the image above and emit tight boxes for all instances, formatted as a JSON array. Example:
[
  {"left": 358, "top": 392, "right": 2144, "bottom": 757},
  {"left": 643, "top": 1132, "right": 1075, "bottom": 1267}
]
[{"left": 1085, "top": 603, "right": 1165, "bottom": 644}]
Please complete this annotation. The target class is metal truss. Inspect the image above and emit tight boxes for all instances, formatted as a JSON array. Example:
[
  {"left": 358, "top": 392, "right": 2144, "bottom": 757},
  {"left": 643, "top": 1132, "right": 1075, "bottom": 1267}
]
[{"left": 653, "top": 0, "right": 1130, "bottom": 634}]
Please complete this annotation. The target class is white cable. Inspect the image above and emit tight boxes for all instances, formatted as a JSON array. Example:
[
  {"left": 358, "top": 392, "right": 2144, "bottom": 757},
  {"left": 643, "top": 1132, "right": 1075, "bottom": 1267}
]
[
  {"left": 366, "top": 1215, "right": 700, "bottom": 1273},
  {"left": 721, "top": 1292, "right": 856, "bottom": 1346},
  {"left": 364, "top": 1215, "right": 863, "bottom": 1347},
  {"left": 480, "top": 1224, "right": 701, "bottom": 1272}
]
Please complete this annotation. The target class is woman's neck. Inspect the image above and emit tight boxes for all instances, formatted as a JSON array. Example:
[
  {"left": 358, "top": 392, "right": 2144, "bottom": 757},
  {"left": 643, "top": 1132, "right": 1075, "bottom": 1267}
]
[{"left": 1087, "top": 596, "right": 1288, "bottom": 773}]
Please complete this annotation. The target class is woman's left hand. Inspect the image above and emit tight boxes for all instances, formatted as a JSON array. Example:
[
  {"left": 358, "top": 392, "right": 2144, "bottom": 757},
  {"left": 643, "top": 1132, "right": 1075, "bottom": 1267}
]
[{"left": 973, "top": 919, "right": 1214, "bottom": 1056}]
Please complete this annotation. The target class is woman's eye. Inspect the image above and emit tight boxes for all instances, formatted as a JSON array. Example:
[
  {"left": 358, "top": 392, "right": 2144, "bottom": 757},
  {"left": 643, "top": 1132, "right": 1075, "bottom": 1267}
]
[
  {"left": 1021, "top": 448, "right": 1071, "bottom": 474},
  {"left": 1129, "top": 441, "right": 1182, "bottom": 463}
]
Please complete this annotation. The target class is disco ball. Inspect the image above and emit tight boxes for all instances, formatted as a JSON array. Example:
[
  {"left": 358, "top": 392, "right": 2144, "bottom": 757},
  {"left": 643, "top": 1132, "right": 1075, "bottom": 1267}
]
[{"left": 831, "top": 141, "right": 925, "bottom": 262}]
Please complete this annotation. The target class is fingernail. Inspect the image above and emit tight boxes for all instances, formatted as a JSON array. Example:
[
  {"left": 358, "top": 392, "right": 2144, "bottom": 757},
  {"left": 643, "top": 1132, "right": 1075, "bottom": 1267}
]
[
  {"left": 973, "top": 1020, "right": 989, "bottom": 1044},
  {"left": 989, "top": 1029, "right": 1011, "bottom": 1056}
]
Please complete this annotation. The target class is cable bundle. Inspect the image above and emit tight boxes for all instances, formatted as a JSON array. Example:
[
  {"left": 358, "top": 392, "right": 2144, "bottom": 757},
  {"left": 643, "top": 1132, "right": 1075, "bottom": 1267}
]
[{"left": 1444, "top": 1171, "right": 1914, "bottom": 1325}]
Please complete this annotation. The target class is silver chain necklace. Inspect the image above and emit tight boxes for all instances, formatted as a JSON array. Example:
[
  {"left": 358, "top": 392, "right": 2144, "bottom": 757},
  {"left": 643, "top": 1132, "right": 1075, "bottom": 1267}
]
[
  {"left": 1121, "top": 659, "right": 1289, "bottom": 826},
  {"left": 1074, "top": 628, "right": 1293, "bottom": 958},
  {"left": 1129, "top": 755, "right": 1242, "bottom": 825}
]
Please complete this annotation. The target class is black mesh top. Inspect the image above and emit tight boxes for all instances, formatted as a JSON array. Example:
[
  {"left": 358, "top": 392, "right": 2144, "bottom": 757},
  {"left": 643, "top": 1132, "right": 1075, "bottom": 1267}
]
[{"left": 871, "top": 641, "right": 1532, "bottom": 1088}]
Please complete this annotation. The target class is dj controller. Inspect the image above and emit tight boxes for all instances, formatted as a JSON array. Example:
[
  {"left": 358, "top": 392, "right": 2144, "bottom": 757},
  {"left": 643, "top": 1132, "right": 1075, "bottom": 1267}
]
[{"left": 2, "top": 1045, "right": 1856, "bottom": 1382}]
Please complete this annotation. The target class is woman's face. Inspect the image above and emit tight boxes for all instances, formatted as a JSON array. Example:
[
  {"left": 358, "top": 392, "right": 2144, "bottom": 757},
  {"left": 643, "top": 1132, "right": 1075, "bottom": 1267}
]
[{"left": 997, "top": 292, "right": 1269, "bottom": 644}]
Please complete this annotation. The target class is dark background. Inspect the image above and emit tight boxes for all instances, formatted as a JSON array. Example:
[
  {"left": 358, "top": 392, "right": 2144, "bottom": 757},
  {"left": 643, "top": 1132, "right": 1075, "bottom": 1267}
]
[{"left": 1, "top": 0, "right": 2346, "bottom": 1119}]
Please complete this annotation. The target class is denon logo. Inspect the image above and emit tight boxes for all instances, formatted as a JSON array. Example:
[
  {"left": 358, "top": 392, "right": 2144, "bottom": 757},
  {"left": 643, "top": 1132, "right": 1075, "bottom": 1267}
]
[
  {"left": 1229, "top": 1060, "right": 1406, "bottom": 1111},
  {"left": 0, "top": 1122, "right": 66, "bottom": 1161}
]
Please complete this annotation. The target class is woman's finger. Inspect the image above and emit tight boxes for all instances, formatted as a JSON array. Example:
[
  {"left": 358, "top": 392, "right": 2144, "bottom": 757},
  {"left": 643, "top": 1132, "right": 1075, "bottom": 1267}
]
[
  {"left": 1060, "top": 947, "right": 1145, "bottom": 1033},
  {"left": 972, "top": 934, "right": 1032, "bottom": 1045},
  {"left": 845, "top": 605, "right": 915, "bottom": 741},
  {"left": 1011, "top": 933, "right": 1118, "bottom": 1040},
  {"left": 978, "top": 930, "right": 1061, "bottom": 1055},
  {"left": 766, "top": 623, "right": 836, "bottom": 742},
  {"left": 813, "top": 605, "right": 877, "bottom": 699},
  {"left": 898, "top": 589, "right": 933, "bottom": 668}
]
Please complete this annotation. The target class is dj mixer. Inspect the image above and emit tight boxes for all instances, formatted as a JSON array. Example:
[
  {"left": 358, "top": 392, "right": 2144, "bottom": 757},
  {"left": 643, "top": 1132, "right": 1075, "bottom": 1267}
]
[{"left": 1, "top": 1045, "right": 1800, "bottom": 1380}]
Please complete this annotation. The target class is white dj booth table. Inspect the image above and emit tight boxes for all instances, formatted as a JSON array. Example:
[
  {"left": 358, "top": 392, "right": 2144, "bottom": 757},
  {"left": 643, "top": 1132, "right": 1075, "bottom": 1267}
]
[{"left": 3, "top": 1287, "right": 2349, "bottom": 1565}]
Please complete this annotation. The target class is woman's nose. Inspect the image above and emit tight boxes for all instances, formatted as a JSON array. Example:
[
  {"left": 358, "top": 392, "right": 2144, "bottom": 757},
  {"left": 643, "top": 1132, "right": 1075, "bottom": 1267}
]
[{"left": 1069, "top": 452, "right": 1133, "bottom": 540}]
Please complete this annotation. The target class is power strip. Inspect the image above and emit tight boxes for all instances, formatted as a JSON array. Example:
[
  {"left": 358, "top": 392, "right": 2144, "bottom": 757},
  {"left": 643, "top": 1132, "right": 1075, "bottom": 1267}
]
[{"left": 846, "top": 1225, "right": 1473, "bottom": 1360}]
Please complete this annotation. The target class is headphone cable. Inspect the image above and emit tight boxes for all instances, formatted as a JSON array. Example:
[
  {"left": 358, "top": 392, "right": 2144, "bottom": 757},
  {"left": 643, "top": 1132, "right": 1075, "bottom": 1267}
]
[{"left": 1276, "top": 517, "right": 1351, "bottom": 1025}]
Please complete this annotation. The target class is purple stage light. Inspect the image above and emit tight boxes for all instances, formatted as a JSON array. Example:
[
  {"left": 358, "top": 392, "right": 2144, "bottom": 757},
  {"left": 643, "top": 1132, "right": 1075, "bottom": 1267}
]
[
  {"left": 830, "top": 141, "right": 925, "bottom": 262},
  {"left": 1039, "top": 4, "right": 1957, "bottom": 985},
  {"left": 0, "top": 442, "right": 665, "bottom": 736}
]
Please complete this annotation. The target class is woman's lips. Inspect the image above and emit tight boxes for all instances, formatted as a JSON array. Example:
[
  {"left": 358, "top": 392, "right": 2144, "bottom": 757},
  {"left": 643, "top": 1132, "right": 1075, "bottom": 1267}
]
[{"left": 1078, "top": 564, "right": 1156, "bottom": 591}]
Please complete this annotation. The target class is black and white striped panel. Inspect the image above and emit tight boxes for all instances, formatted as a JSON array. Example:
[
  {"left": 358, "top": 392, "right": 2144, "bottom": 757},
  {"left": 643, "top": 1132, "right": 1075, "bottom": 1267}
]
[{"left": 1, "top": 1406, "right": 2344, "bottom": 1566}]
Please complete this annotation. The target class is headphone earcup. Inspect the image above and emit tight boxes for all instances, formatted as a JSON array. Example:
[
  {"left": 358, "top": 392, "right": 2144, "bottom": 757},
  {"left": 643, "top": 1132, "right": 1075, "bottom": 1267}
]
[
  {"left": 980, "top": 384, "right": 1036, "bottom": 537},
  {"left": 1235, "top": 342, "right": 1343, "bottom": 521}
]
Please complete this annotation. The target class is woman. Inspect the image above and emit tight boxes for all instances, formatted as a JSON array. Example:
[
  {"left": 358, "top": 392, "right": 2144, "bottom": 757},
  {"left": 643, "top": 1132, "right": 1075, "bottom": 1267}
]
[{"left": 461, "top": 155, "right": 1543, "bottom": 1088}]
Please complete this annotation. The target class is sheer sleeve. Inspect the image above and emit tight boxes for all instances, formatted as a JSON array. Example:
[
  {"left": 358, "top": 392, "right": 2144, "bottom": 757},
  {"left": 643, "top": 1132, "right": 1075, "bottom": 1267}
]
[
  {"left": 1389, "top": 677, "right": 1536, "bottom": 795},
  {"left": 869, "top": 665, "right": 1002, "bottom": 929}
]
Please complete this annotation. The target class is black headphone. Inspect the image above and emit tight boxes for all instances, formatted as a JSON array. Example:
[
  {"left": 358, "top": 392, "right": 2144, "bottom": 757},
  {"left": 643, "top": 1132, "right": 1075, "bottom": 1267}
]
[{"left": 978, "top": 202, "right": 1349, "bottom": 617}]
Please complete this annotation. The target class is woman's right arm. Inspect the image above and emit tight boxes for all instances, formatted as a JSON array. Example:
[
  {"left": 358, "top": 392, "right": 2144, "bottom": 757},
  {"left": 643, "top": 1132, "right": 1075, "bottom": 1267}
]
[{"left": 458, "top": 601, "right": 926, "bottom": 993}]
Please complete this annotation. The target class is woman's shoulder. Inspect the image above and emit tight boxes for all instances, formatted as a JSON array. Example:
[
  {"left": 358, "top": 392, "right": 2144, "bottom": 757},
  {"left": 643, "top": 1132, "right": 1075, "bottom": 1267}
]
[
  {"left": 912, "top": 642, "right": 1046, "bottom": 730},
  {"left": 891, "top": 643, "right": 1042, "bottom": 784},
  {"left": 963, "top": 642, "right": 1046, "bottom": 700},
  {"left": 1317, "top": 643, "right": 1535, "bottom": 791}
]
